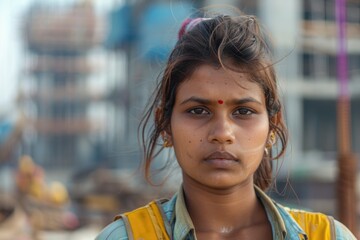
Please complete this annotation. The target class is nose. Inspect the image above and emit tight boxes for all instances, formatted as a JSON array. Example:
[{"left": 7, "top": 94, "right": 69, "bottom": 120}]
[{"left": 207, "top": 115, "right": 235, "bottom": 144}]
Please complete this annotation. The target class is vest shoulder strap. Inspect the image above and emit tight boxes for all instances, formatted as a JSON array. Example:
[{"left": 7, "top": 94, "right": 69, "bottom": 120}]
[
  {"left": 114, "top": 200, "right": 170, "bottom": 240},
  {"left": 287, "top": 208, "right": 336, "bottom": 240}
]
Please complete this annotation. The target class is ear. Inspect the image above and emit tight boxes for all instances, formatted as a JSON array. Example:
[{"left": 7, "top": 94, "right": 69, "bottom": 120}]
[
  {"left": 156, "top": 106, "right": 173, "bottom": 145},
  {"left": 165, "top": 124, "right": 172, "bottom": 137},
  {"left": 266, "top": 131, "right": 276, "bottom": 147},
  {"left": 161, "top": 130, "right": 173, "bottom": 147},
  {"left": 161, "top": 129, "right": 172, "bottom": 140}
]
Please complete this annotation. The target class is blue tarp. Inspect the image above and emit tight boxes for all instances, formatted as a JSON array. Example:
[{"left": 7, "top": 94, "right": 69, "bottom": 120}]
[
  {"left": 104, "top": 4, "right": 136, "bottom": 49},
  {"left": 0, "top": 121, "right": 12, "bottom": 144},
  {"left": 104, "top": 2, "right": 193, "bottom": 60},
  {"left": 138, "top": 2, "right": 193, "bottom": 61}
]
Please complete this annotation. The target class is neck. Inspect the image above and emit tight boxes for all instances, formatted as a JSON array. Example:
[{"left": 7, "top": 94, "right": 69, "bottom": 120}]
[{"left": 182, "top": 179, "right": 266, "bottom": 233}]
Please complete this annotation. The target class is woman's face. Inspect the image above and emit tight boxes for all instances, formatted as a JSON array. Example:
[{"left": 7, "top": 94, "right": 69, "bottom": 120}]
[{"left": 169, "top": 64, "right": 269, "bottom": 190}]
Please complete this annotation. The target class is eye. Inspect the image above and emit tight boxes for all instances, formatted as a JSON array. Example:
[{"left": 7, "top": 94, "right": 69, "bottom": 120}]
[
  {"left": 188, "top": 107, "right": 210, "bottom": 115},
  {"left": 233, "top": 108, "right": 254, "bottom": 116}
]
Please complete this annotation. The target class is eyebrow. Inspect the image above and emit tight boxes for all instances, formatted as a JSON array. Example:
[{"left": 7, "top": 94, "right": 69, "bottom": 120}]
[{"left": 180, "top": 96, "right": 262, "bottom": 105}]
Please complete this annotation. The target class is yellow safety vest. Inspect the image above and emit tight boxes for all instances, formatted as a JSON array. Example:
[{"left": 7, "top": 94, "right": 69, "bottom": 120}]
[
  {"left": 287, "top": 208, "right": 336, "bottom": 240},
  {"left": 114, "top": 200, "right": 170, "bottom": 240},
  {"left": 115, "top": 200, "right": 336, "bottom": 240}
]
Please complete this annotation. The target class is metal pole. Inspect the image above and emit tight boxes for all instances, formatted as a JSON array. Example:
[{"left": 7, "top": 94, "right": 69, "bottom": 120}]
[{"left": 335, "top": 0, "right": 357, "bottom": 234}]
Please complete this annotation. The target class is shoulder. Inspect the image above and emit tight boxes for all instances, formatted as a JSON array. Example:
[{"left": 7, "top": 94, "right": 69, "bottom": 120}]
[
  {"left": 95, "top": 218, "right": 128, "bottom": 240},
  {"left": 277, "top": 203, "right": 356, "bottom": 240},
  {"left": 95, "top": 196, "right": 177, "bottom": 240},
  {"left": 333, "top": 218, "right": 357, "bottom": 240},
  {"left": 285, "top": 207, "right": 356, "bottom": 239}
]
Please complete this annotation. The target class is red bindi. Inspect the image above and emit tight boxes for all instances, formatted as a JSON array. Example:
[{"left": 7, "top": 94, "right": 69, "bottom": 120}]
[{"left": 218, "top": 99, "right": 224, "bottom": 104}]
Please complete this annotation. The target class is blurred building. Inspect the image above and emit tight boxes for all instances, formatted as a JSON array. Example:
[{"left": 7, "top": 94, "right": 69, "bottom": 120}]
[{"left": 19, "top": 2, "right": 110, "bottom": 170}]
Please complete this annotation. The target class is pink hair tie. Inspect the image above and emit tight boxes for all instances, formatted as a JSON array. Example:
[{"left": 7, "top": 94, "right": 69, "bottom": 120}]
[{"left": 178, "top": 18, "right": 211, "bottom": 39}]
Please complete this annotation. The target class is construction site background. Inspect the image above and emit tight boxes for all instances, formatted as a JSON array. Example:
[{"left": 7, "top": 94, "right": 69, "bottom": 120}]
[{"left": 0, "top": 0, "right": 359, "bottom": 239}]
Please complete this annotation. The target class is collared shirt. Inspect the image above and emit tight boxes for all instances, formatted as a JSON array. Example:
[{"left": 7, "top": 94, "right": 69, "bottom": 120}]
[
  {"left": 171, "top": 185, "right": 305, "bottom": 240},
  {"left": 95, "top": 186, "right": 356, "bottom": 240}
]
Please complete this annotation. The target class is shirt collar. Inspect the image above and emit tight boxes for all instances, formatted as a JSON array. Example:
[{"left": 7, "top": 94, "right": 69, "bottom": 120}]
[
  {"left": 254, "top": 185, "right": 287, "bottom": 239},
  {"left": 173, "top": 186, "right": 196, "bottom": 240},
  {"left": 172, "top": 185, "right": 304, "bottom": 240}
]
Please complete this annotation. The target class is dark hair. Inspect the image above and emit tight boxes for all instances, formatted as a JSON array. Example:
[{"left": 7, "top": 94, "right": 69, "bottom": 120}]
[{"left": 139, "top": 14, "right": 288, "bottom": 190}]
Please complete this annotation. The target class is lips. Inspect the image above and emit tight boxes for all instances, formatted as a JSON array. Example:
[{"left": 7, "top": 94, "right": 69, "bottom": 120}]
[{"left": 204, "top": 151, "right": 238, "bottom": 162}]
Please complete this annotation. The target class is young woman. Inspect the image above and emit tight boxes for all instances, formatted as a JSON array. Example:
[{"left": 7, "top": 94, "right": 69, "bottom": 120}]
[{"left": 96, "top": 13, "right": 356, "bottom": 240}]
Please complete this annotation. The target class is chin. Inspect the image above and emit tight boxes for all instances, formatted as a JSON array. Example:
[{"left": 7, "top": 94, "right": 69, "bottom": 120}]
[
  {"left": 202, "top": 178, "right": 244, "bottom": 190},
  {"left": 185, "top": 171, "right": 250, "bottom": 191}
]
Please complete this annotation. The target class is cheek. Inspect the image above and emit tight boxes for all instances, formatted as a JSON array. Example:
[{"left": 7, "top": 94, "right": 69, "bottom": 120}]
[
  {"left": 173, "top": 130, "right": 202, "bottom": 149},
  {"left": 239, "top": 123, "right": 269, "bottom": 148},
  {"left": 171, "top": 116, "right": 202, "bottom": 144},
  {"left": 172, "top": 127, "right": 204, "bottom": 160}
]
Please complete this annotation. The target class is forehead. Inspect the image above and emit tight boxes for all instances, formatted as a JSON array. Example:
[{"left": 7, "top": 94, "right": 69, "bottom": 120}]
[{"left": 176, "top": 64, "right": 265, "bottom": 101}]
